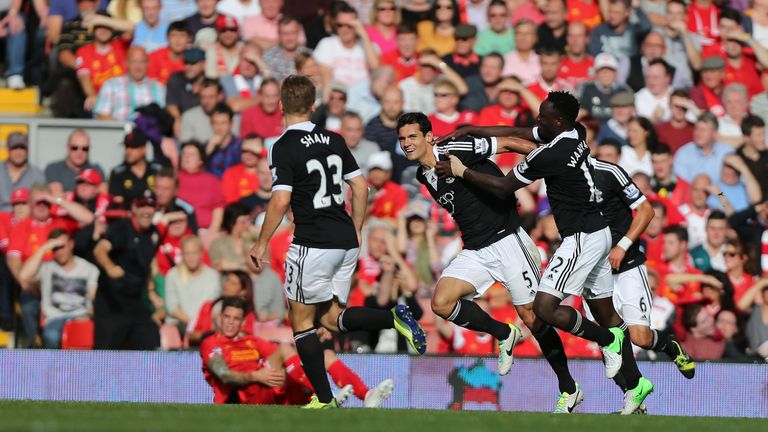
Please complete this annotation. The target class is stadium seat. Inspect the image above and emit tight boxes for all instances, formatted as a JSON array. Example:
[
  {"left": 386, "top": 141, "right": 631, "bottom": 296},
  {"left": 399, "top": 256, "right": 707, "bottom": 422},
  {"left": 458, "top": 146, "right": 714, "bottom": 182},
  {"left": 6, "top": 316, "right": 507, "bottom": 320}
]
[
  {"left": 159, "top": 324, "right": 183, "bottom": 350},
  {"left": 60, "top": 319, "right": 94, "bottom": 350},
  {"left": 0, "top": 88, "right": 42, "bottom": 114}
]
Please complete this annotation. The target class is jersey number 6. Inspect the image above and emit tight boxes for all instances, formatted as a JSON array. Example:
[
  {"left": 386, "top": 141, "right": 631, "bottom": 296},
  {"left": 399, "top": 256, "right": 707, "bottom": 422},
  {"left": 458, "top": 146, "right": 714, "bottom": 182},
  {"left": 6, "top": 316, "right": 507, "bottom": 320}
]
[{"left": 306, "top": 155, "right": 344, "bottom": 209}]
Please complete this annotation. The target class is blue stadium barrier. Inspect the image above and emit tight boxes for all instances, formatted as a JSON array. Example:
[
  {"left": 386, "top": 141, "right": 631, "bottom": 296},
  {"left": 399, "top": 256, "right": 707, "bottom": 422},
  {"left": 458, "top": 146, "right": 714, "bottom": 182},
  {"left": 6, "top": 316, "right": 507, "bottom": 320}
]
[{"left": 0, "top": 350, "right": 766, "bottom": 417}]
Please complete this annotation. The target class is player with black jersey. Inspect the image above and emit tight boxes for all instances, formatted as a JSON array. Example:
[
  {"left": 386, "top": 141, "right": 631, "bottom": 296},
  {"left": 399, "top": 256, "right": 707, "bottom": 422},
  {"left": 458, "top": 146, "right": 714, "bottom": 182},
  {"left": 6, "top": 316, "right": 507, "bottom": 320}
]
[
  {"left": 591, "top": 158, "right": 695, "bottom": 382},
  {"left": 249, "top": 76, "right": 426, "bottom": 409},
  {"left": 397, "top": 112, "right": 582, "bottom": 413},
  {"left": 436, "top": 91, "right": 653, "bottom": 415}
]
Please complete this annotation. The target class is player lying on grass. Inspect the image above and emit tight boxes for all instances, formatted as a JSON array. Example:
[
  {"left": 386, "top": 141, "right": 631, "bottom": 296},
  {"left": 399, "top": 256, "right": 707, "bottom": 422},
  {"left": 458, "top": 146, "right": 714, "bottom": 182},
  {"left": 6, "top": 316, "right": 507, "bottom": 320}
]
[
  {"left": 200, "top": 297, "right": 394, "bottom": 407},
  {"left": 434, "top": 91, "right": 653, "bottom": 415},
  {"left": 397, "top": 112, "right": 582, "bottom": 413}
]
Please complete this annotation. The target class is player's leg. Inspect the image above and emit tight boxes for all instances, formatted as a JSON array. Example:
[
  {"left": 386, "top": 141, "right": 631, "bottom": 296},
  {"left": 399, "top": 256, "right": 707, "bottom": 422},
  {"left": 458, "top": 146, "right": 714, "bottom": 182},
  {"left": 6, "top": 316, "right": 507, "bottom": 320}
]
[
  {"left": 320, "top": 248, "right": 426, "bottom": 354},
  {"left": 289, "top": 300, "right": 337, "bottom": 406}
]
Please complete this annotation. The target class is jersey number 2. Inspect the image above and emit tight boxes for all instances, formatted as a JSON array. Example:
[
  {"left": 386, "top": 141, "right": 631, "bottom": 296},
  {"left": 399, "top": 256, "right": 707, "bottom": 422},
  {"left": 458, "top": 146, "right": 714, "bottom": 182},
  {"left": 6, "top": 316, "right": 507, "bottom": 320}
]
[{"left": 306, "top": 155, "right": 344, "bottom": 209}]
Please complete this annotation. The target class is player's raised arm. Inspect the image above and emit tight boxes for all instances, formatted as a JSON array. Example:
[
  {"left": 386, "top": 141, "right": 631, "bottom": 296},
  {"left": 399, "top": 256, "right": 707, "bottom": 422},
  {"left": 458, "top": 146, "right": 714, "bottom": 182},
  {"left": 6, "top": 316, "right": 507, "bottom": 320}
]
[
  {"left": 435, "top": 125, "right": 538, "bottom": 146},
  {"left": 436, "top": 155, "right": 525, "bottom": 199},
  {"left": 495, "top": 136, "right": 539, "bottom": 155}
]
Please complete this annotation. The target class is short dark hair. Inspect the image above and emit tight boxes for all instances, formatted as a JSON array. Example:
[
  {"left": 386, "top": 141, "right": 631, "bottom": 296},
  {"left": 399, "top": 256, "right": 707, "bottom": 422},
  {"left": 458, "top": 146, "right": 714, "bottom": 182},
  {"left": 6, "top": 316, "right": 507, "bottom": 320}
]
[
  {"left": 396, "top": 112, "right": 432, "bottom": 136},
  {"left": 538, "top": 46, "right": 564, "bottom": 57},
  {"left": 741, "top": 114, "right": 765, "bottom": 136},
  {"left": 651, "top": 142, "right": 672, "bottom": 155},
  {"left": 650, "top": 200, "right": 667, "bottom": 215},
  {"left": 331, "top": 0, "right": 358, "bottom": 20},
  {"left": 180, "top": 140, "right": 207, "bottom": 165},
  {"left": 156, "top": 166, "right": 178, "bottom": 186},
  {"left": 719, "top": 7, "right": 742, "bottom": 24},
  {"left": 48, "top": 228, "right": 69, "bottom": 240},
  {"left": 609, "top": 0, "right": 631, "bottom": 8},
  {"left": 489, "top": 0, "right": 507, "bottom": 7},
  {"left": 598, "top": 138, "right": 622, "bottom": 155},
  {"left": 671, "top": 89, "right": 689, "bottom": 99},
  {"left": 221, "top": 296, "right": 248, "bottom": 316},
  {"left": 201, "top": 78, "right": 223, "bottom": 93},
  {"left": 663, "top": 224, "right": 688, "bottom": 243},
  {"left": 668, "top": 0, "right": 687, "bottom": 9},
  {"left": 278, "top": 15, "right": 299, "bottom": 27},
  {"left": 546, "top": 91, "right": 580, "bottom": 125},
  {"left": 221, "top": 202, "right": 251, "bottom": 233},
  {"left": 707, "top": 210, "right": 727, "bottom": 224},
  {"left": 167, "top": 20, "right": 191, "bottom": 36},
  {"left": 697, "top": 112, "right": 719, "bottom": 129},
  {"left": 210, "top": 102, "right": 234, "bottom": 120},
  {"left": 648, "top": 58, "right": 674, "bottom": 78},
  {"left": 396, "top": 23, "right": 417, "bottom": 35},
  {"left": 281, "top": 74, "right": 316, "bottom": 116},
  {"left": 430, "top": 0, "right": 460, "bottom": 26},
  {"left": 482, "top": 52, "right": 505, "bottom": 68},
  {"left": 682, "top": 303, "right": 704, "bottom": 330},
  {"left": 260, "top": 78, "right": 280, "bottom": 91}
]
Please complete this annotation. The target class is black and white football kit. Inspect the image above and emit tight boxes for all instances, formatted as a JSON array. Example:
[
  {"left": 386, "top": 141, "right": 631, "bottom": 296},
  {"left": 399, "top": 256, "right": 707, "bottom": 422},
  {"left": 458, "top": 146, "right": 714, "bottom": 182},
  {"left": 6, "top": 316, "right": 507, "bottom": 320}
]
[
  {"left": 513, "top": 125, "right": 613, "bottom": 300},
  {"left": 592, "top": 160, "right": 653, "bottom": 326},
  {"left": 270, "top": 121, "right": 362, "bottom": 305},
  {"left": 418, "top": 135, "right": 541, "bottom": 305}
]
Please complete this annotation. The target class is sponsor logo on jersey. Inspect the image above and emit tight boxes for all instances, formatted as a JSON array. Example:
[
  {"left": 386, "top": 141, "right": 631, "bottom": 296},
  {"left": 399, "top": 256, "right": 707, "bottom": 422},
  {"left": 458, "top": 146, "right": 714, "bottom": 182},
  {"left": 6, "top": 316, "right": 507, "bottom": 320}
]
[
  {"left": 437, "top": 191, "right": 455, "bottom": 215},
  {"left": 446, "top": 177, "right": 455, "bottom": 184}
]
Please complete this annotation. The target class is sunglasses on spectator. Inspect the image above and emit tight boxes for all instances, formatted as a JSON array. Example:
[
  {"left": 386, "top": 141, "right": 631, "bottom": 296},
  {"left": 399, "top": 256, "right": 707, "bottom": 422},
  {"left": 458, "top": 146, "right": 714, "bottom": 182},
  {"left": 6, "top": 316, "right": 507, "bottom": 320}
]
[
  {"left": 34, "top": 200, "right": 50, "bottom": 207},
  {"left": 70, "top": 145, "right": 90, "bottom": 152},
  {"left": 724, "top": 251, "right": 740, "bottom": 257},
  {"left": 434, "top": 92, "right": 455, "bottom": 98},
  {"left": 377, "top": 6, "right": 396, "bottom": 11}
]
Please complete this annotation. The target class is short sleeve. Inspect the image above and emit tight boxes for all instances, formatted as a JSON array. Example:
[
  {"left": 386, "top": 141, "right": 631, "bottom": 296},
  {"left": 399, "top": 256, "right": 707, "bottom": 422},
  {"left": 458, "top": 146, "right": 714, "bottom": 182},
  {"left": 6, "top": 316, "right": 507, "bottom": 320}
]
[
  {"left": 312, "top": 37, "right": 334, "bottom": 67},
  {"left": 338, "top": 140, "right": 362, "bottom": 180},
  {"left": 199, "top": 335, "right": 223, "bottom": 361},
  {"left": 513, "top": 147, "right": 557, "bottom": 185},
  {"left": 438, "top": 135, "right": 496, "bottom": 166},
  {"left": 74, "top": 47, "right": 90, "bottom": 76},
  {"left": 269, "top": 142, "right": 294, "bottom": 192},
  {"left": 87, "top": 263, "right": 100, "bottom": 290},
  {"left": 6, "top": 223, "right": 26, "bottom": 258},
  {"left": 614, "top": 165, "right": 647, "bottom": 210}
]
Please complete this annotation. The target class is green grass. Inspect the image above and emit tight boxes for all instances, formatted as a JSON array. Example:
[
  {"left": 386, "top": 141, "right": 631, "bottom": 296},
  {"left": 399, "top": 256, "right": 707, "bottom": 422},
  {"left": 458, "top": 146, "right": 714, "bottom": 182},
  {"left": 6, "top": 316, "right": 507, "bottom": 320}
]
[{"left": 0, "top": 401, "right": 765, "bottom": 432}]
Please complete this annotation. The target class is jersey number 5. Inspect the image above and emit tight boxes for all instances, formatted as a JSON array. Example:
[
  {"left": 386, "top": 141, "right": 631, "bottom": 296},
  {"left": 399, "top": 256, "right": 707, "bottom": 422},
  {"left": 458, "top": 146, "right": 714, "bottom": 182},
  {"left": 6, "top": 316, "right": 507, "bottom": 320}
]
[{"left": 306, "top": 155, "right": 344, "bottom": 209}]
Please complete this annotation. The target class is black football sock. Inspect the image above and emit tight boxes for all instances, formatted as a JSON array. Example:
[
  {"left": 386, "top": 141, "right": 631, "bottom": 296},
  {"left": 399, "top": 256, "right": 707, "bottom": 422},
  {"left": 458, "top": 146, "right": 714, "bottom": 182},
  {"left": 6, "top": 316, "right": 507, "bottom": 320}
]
[
  {"left": 612, "top": 371, "right": 628, "bottom": 393},
  {"left": 619, "top": 325, "right": 641, "bottom": 390},
  {"left": 447, "top": 300, "right": 511, "bottom": 341},
  {"left": 533, "top": 324, "right": 576, "bottom": 394},
  {"left": 294, "top": 328, "right": 333, "bottom": 403},
  {"left": 651, "top": 329, "right": 680, "bottom": 358},
  {"left": 564, "top": 307, "right": 614, "bottom": 346},
  {"left": 337, "top": 307, "right": 394, "bottom": 332}
]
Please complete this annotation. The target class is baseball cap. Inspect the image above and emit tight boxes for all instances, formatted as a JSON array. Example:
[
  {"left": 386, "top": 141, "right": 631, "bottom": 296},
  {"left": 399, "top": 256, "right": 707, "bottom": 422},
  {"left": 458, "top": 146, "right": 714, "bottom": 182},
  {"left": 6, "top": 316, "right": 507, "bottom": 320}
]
[
  {"left": 367, "top": 151, "right": 393, "bottom": 171},
  {"left": 402, "top": 200, "right": 430, "bottom": 220},
  {"left": 594, "top": 52, "right": 619, "bottom": 71},
  {"left": 7, "top": 131, "right": 28, "bottom": 149},
  {"left": 76, "top": 168, "right": 103, "bottom": 185},
  {"left": 183, "top": 47, "right": 206, "bottom": 64},
  {"left": 10, "top": 187, "right": 29, "bottom": 204},
  {"left": 123, "top": 130, "right": 149, "bottom": 148},
  {"left": 610, "top": 91, "right": 635, "bottom": 107},
  {"left": 215, "top": 15, "right": 239, "bottom": 32},
  {"left": 455, "top": 24, "right": 477, "bottom": 39},
  {"left": 701, "top": 56, "right": 725, "bottom": 70},
  {"left": 132, "top": 192, "right": 157, "bottom": 208},
  {"left": 330, "top": 82, "right": 348, "bottom": 96}
]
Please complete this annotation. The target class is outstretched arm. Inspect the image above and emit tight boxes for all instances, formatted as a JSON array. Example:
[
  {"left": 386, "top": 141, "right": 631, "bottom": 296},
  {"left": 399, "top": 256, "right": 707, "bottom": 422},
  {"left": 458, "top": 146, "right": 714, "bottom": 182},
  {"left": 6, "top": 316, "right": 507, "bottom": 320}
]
[
  {"left": 495, "top": 136, "right": 539, "bottom": 155},
  {"left": 434, "top": 125, "right": 537, "bottom": 146},
  {"left": 436, "top": 155, "right": 525, "bottom": 199}
]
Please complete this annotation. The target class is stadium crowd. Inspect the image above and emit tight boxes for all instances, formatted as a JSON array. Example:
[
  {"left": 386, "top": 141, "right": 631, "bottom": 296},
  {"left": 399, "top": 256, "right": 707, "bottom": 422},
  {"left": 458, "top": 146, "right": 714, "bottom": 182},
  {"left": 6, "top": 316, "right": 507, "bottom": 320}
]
[{"left": 0, "top": 0, "right": 767, "bottom": 363}]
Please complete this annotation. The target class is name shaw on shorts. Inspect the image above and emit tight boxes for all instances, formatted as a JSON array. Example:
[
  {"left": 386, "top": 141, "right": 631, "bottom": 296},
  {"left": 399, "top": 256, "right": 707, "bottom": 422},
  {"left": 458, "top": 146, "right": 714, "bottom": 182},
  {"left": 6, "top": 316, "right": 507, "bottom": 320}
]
[{"left": 300, "top": 133, "right": 331, "bottom": 147}]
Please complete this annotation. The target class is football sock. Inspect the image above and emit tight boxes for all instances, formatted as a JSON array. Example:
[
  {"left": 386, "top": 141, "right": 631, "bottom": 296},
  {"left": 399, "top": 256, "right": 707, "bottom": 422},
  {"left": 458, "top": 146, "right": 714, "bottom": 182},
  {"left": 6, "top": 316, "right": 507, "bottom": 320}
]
[
  {"left": 564, "top": 307, "right": 614, "bottom": 346},
  {"left": 327, "top": 359, "right": 369, "bottom": 401},
  {"left": 338, "top": 307, "right": 394, "bottom": 332},
  {"left": 651, "top": 329, "right": 680, "bottom": 358},
  {"left": 294, "top": 328, "right": 333, "bottom": 403},
  {"left": 447, "top": 300, "right": 511, "bottom": 341},
  {"left": 612, "top": 371, "right": 628, "bottom": 393},
  {"left": 533, "top": 324, "right": 576, "bottom": 394},
  {"left": 285, "top": 354, "right": 314, "bottom": 392},
  {"left": 619, "top": 326, "right": 642, "bottom": 390}
]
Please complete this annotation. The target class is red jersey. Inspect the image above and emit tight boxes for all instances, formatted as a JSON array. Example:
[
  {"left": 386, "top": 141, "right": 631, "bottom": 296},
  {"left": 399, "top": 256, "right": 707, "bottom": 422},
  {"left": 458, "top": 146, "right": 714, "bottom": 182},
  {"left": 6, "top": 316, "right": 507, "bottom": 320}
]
[
  {"left": 221, "top": 164, "right": 260, "bottom": 204},
  {"left": 147, "top": 47, "right": 184, "bottom": 85},
  {"left": 428, "top": 111, "right": 477, "bottom": 137},
  {"left": 369, "top": 181, "right": 408, "bottom": 219},
  {"left": 7, "top": 217, "right": 74, "bottom": 262},
  {"left": 75, "top": 40, "right": 128, "bottom": 92},
  {"left": 442, "top": 326, "right": 495, "bottom": 355},
  {"left": 269, "top": 228, "right": 293, "bottom": 282},
  {"left": 240, "top": 105, "right": 284, "bottom": 139},
  {"left": 701, "top": 42, "right": 763, "bottom": 96},
  {"left": 656, "top": 261, "right": 703, "bottom": 305},
  {"left": 730, "top": 273, "right": 756, "bottom": 307},
  {"left": 478, "top": 104, "right": 533, "bottom": 168},
  {"left": 526, "top": 78, "right": 573, "bottom": 102},
  {"left": 566, "top": 0, "right": 601, "bottom": 29},
  {"left": 199, "top": 333, "right": 278, "bottom": 404},
  {"left": 357, "top": 254, "right": 381, "bottom": 286},
  {"left": 558, "top": 56, "right": 594, "bottom": 91},
  {"left": 380, "top": 51, "right": 419, "bottom": 81},
  {"left": 0, "top": 213, "right": 8, "bottom": 252},
  {"left": 687, "top": 3, "right": 720, "bottom": 46},
  {"left": 643, "top": 234, "right": 664, "bottom": 272}
]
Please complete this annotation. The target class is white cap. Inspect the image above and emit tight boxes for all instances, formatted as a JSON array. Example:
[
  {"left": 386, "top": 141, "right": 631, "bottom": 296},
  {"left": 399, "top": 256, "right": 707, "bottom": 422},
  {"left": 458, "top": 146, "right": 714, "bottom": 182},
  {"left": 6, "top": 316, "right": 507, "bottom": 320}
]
[
  {"left": 367, "top": 151, "right": 393, "bottom": 171},
  {"left": 593, "top": 52, "right": 619, "bottom": 71}
]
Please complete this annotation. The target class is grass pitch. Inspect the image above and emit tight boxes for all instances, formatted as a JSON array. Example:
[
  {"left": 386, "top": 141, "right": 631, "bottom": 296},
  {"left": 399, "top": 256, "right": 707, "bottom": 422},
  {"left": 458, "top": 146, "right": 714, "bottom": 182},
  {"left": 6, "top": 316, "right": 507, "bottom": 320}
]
[{"left": 0, "top": 401, "right": 765, "bottom": 432}]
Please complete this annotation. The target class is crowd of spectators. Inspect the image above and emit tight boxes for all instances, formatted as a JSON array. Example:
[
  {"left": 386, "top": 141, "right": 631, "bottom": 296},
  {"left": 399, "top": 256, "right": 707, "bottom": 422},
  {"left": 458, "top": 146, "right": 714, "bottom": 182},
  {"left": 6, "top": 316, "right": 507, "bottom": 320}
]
[{"left": 0, "top": 0, "right": 767, "bottom": 361}]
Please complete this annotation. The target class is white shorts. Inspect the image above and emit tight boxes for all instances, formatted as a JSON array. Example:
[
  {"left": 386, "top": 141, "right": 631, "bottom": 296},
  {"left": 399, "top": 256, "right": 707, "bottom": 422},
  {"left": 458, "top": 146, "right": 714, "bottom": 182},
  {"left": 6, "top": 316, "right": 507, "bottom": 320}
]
[
  {"left": 612, "top": 264, "right": 653, "bottom": 326},
  {"left": 439, "top": 227, "right": 541, "bottom": 305},
  {"left": 283, "top": 244, "right": 359, "bottom": 305},
  {"left": 538, "top": 227, "right": 613, "bottom": 300}
]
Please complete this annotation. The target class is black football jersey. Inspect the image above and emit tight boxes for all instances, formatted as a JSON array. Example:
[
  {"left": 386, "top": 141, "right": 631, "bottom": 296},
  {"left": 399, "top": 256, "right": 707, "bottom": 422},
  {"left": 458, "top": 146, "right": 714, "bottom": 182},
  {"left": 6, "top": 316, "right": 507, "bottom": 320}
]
[
  {"left": 418, "top": 135, "right": 520, "bottom": 250},
  {"left": 513, "top": 124, "right": 607, "bottom": 237},
  {"left": 270, "top": 122, "right": 360, "bottom": 249},
  {"left": 592, "top": 160, "right": 647, "bottom": 273}
]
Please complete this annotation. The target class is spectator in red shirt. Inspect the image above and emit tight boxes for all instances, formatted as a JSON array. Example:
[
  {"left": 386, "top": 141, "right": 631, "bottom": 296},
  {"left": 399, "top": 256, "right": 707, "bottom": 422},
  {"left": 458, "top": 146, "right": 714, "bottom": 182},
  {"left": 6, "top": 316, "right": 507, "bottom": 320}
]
[
  {"left": 367, "top": 151, "right": 408, "bottom": 225},
  {"left": 240, "top": 79, "right": 284, "bottom": 140},
  {"left": 75, "top": 12, "right": 129, "bottom": 112},
  {"left": 650, "top": 143, "right": 692, "bottom": 209},
  {"left": 657, "top": 225, "right": 703, "bottom": 305},
  {"left": 526, "top": 47, "right": 573, "bottom": 101},
  {"left": 566, "top": 0, "right": 601, "bottom": 29},
  {"left": 642, "top": 200, "right": 667, "bottom": 271},
  {"left": 478, "top": 77, "right": 536, "bottom": 169},
  {"left": 221, "top": 44, "right": 270, "bottom": 113},
  {"left": 655, "top": 90, "right": 697, "bottom": 153},
  {"left": 177, "top": 141, "right": 225, "bottom": 230},
  {"left": 689, "top": 56, "right": 725, "bottom": 117},
  {"left": 380, "top": 24, "right": 419, "bottom": 82},
  {"left": 428, "top": 79, "right": 476, "bottom": 137},
  {"left": 222, "top": 135, "right": 265, "bottom": 204},
  {"left": 723, "top": 239, "right": 758, "bottom": 312},
  {"left": 687, "top": 0, "right": 720, "bottom": 46},
  {"left": 558, "top": 22, "right": 593, "bottom": 91},
  {"left": 147, "top": 21, "right": 192, "bottom": 85}
]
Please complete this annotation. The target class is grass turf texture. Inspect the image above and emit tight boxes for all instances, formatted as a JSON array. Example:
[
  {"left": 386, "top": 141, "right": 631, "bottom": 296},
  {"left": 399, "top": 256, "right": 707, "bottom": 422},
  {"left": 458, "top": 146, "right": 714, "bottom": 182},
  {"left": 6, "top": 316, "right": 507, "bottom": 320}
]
[{"left": 1, "top": 401, "right": 766, "bottom": 432}]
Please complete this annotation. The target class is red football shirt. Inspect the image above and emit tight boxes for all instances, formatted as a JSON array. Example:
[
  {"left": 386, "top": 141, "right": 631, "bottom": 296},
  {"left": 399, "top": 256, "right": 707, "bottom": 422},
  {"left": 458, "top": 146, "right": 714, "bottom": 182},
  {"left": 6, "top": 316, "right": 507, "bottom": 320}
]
[
  {"left": 478, "top": 104, "right": 532, "bottom": 168},
  {"left": 7, "top": 217, "right": 74, "bottom": 262},
  {"left": 380, "top": 51, "right": 419, "bottom": 81},
  {"left": 369, "top": 181, "right": 408, "bottom": 219},
  {"left": 567, "top": 0, "right": 601, "bottom": 29},
  {"left": 221, "top": 164, "right": 260, "bottom": 204},
  {"left": 428, "top": 111, "right": 477, "bottom": 137},
  {"left": 656, "top": 261, "right": 703, "bottom": 305},
  {"left": 687, "top": 3, "right": 720, "bottom": 46},
  {"left": 75, "top": 40, "right": 129, "bottom": 92},
  {"left": 558, "top": 56, "right": 594, "bottom": 90},
  {"left": 147, "top": 47, "right": 184, "bottom": 85},
  {"left": 240, "top": 105, "right": 284, "bottom": 139},
  {"left": 199, "top": 333, "right": 278, "bottom": 404},
  {"left": 443, "top": 327, "right": 495, "bottom": 355}
]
